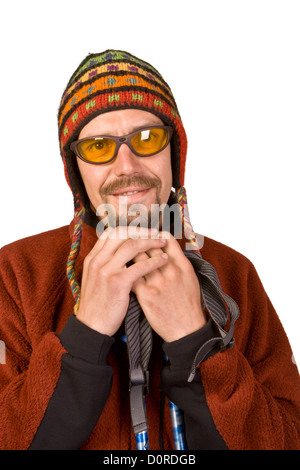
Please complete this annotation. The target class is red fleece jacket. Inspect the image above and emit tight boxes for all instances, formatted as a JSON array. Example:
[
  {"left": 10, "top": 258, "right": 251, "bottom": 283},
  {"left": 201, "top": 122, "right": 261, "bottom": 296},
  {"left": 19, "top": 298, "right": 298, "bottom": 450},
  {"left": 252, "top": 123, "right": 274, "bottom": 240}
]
[{"left": 0, "top": 221, "right": 299, "bottom": 450}]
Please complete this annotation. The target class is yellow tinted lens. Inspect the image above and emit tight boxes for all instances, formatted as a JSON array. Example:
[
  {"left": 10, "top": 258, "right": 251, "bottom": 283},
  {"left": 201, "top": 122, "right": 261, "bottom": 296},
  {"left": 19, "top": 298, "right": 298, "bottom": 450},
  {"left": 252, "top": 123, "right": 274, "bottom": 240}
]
[
  {"left": 77, "top": 138, "right": 116, "bottom": 163},
  {"left": 131, "top": 128, "right": 168, "bottom": 156}
]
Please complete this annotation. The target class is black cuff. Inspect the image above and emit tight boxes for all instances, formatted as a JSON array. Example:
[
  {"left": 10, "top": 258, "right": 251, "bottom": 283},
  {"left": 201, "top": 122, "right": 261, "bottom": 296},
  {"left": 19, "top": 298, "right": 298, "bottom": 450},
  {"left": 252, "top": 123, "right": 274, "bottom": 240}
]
[
  {"left": 58, "top": 314, "right": 114, "bottom": 365},
  {"left": 162, "top": 319, "right": 220, "bottom": 371}
]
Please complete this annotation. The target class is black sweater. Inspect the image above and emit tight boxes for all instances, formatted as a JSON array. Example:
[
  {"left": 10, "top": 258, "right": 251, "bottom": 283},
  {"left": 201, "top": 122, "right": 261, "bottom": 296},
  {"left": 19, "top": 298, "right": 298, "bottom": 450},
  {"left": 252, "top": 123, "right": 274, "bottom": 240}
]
[{"left": 29, "top": 314, "right": 227, "bottom": 450}]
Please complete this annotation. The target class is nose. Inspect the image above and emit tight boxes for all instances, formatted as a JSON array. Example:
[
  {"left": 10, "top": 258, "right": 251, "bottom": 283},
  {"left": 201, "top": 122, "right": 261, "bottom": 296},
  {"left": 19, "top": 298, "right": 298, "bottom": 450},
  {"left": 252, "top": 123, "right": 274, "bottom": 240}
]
[{"left": 112, "top": 143, "right": 143, "bottom": 177}]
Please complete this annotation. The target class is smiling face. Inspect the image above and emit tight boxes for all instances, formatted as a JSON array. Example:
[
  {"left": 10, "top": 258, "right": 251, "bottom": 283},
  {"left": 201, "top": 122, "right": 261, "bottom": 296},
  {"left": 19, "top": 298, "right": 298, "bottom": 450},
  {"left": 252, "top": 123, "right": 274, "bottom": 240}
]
[{"left": 76, "top": 109, "right": 173, "bottom": 228}]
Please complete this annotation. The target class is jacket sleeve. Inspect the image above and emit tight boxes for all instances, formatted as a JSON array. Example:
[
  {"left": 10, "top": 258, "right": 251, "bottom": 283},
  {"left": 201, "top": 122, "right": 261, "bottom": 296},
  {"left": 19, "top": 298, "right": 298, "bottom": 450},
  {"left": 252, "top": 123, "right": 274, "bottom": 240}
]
[
  {"left": 0, "top": 248, "right": 114, "bottom": 450},
  {"left": 199, "top": 261, "right": 300, "bottom": 450},
  {"left": 0, "top": 288, "right": 65, "bottom": 449}
]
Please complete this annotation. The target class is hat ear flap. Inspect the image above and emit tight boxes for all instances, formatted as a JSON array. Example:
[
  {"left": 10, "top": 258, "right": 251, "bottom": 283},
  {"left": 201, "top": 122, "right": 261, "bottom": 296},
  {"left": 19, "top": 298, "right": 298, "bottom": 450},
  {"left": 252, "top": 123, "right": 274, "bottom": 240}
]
[
  {"left": 176, "top": 186, "right": 200, "bottom": 252},
  {"left": 67, "top": 202, "right": 84, "bottom": 314},
  {"left": 64, "top": 150, "right": 90, "bottom": 211},
  {"left": 170, "top": 136, "right": 179, "bottom": 190}
]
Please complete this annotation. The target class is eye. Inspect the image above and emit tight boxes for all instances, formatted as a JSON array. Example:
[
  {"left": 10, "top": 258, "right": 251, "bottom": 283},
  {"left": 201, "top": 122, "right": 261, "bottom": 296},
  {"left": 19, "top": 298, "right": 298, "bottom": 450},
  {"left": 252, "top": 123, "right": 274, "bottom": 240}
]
[
  {"left": 77, "top": 137, "right": 117, "bottom": 163},
  {"left": 94, "top": 141, "right": 105, "bottom": 150},
  {"left": 85, "top": 139, "right": 109, "bottom": 153},
  {"left": 130, "top": 128, "right": 169, "bottom": 156}
]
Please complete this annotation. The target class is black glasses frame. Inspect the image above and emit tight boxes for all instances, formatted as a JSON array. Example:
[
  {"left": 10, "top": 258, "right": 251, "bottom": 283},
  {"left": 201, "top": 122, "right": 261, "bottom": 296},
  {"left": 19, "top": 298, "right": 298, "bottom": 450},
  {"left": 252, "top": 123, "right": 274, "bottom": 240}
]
[{"left": 70, "top": 125, "right": 173, "bottom": 164}]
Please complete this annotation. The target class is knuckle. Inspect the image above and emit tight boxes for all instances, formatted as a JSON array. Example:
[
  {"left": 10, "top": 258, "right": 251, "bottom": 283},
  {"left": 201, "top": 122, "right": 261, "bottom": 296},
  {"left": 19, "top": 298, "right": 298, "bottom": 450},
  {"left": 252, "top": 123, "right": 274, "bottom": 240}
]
[
  {"left": 98, "top": 265, "right": 115, "bottom": 282},
  {"left": 102, "top": 225, "right": 115, "bottom": 237},
  {"left": 87, "top": 256, "right": 99, "bottom": 271},
  {"left": 123, "top": 237, "right": 136, "bottom": 252},
  {"left": 148, "top": 284, "right": 160, "bottom": 296},
  {"left": 88, "top": 256, "right": 105, "bottom": 276},
  {"left": 83, "top": 253, "right": 92, "bottom": 267},
  {"left": 98, "top": 267, "right": 109, "bottom": 279},
  {"left": 166, "top": 263, "right": 180, "bottom": 279},
  {"left": 159, "top": 231, "right": 172, "bottom": 240}
]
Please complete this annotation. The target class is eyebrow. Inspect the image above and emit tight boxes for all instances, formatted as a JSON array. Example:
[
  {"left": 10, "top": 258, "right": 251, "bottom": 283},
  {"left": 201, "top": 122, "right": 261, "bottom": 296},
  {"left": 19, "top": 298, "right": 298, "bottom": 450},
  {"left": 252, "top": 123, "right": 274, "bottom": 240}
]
[
  {"left": 83, "top": 122, "right": 163, "bottom": 139},
  {"left": 129, "top": 122, "right": 161, "bottom": 133}
]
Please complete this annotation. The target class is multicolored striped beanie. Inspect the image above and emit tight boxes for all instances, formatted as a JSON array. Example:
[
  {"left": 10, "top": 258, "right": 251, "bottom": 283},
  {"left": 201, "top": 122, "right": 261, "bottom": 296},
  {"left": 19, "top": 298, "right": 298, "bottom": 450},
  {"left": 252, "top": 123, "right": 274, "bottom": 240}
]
[{"left": 58, "top": 50, "right": 199, "bottom": 311}]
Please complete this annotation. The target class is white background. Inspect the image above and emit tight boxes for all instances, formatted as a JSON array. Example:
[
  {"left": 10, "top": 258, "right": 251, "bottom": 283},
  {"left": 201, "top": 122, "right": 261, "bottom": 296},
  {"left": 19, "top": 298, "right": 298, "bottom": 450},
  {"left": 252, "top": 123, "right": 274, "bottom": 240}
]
[{"left": 1, "top": 1, "right": 299, "bottom": 366}]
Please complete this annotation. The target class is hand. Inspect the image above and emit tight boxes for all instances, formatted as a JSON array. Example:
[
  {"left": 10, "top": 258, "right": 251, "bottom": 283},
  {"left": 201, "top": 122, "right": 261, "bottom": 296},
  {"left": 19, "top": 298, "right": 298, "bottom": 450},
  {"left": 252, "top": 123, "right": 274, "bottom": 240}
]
[
  {"left": 76, "top": 227, "right": 169, "bottom": 336},
  {"left": 132, "top": 232, "right": 207, "bottom": 342}
]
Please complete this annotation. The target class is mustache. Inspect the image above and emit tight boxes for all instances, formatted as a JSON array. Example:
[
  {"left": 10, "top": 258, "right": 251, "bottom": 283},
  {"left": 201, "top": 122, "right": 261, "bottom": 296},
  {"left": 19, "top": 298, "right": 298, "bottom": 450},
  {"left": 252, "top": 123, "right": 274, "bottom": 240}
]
[{"left": 101, "top": 175, "right": 161, "bottom": 196}]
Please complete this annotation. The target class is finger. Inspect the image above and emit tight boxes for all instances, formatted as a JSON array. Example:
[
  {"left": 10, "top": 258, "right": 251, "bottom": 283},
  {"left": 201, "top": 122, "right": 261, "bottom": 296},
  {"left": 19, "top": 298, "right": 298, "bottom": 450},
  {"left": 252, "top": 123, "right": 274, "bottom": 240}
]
[
  {"left": 126, "top": 251, "right": 168, "bottom": 286},
  {"left": 86, "top": 226, "right": 125, "bottom": 260},
  {"left": 133, "top": 252, "right": 149, "bottom": 263},
  {"left": 131, "top": 252, "right": 149, "bottom": 285},
  {"left": 100, "top": 225, "right": 158, "bottom": 241},
  {"left": 144, "top": 247, "right": 166, "bottom": 281},
  {"left": 132, "top": 249, "right": 165, "bottom": 283},
  {"left": 132, "top": 241, "right": 169, "bottom": 268},
  {"left": 115, "top": 237, "right": 167, "bottom": 268},
  {"left": 146, "top": 247, "right": 164, "bottom": 257},
  {"left": 86, "top": 226, "right": 157, "bottom": 267},
  {"left": 157, "top": 231, "right": 187, "bottom": 262},
  {"left": 87, "top": 237, "right": 167, "bottom": 281},
  {"left": 133, "top": 247, "right": 165, "bottom": 262}
]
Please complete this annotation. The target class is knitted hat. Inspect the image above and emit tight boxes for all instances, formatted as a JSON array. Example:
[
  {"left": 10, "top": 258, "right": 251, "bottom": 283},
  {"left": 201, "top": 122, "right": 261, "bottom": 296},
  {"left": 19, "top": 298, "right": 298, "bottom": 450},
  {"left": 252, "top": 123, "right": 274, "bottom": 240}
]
[
  {"left": 58, "top": 49, "right": 188, "bottom": 211},
  {"left": 58, "top": 50, "right": 198, "bottom": 312}
]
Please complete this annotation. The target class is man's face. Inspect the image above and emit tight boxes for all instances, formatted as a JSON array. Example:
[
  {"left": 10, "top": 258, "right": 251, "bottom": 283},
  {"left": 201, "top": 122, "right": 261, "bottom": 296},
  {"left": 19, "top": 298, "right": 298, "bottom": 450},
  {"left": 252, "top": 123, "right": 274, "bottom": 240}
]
[{"left": 77, "top": 109, "right": 173, "bottom": 228}]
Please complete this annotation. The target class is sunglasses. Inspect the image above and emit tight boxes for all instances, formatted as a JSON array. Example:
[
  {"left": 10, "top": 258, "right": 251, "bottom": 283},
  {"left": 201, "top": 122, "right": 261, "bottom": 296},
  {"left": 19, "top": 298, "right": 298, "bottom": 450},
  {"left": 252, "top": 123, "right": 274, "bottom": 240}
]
[{"left": 70, "top": 125, "right": 173, "bottom": 164}]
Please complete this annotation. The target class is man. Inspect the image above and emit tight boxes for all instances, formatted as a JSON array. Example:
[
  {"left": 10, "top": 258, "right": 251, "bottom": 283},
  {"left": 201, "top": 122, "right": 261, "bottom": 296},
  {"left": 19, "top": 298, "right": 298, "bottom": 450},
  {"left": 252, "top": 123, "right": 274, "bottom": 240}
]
[{"left": 0, "top": 50, "right": 299, "bottom": 450}]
